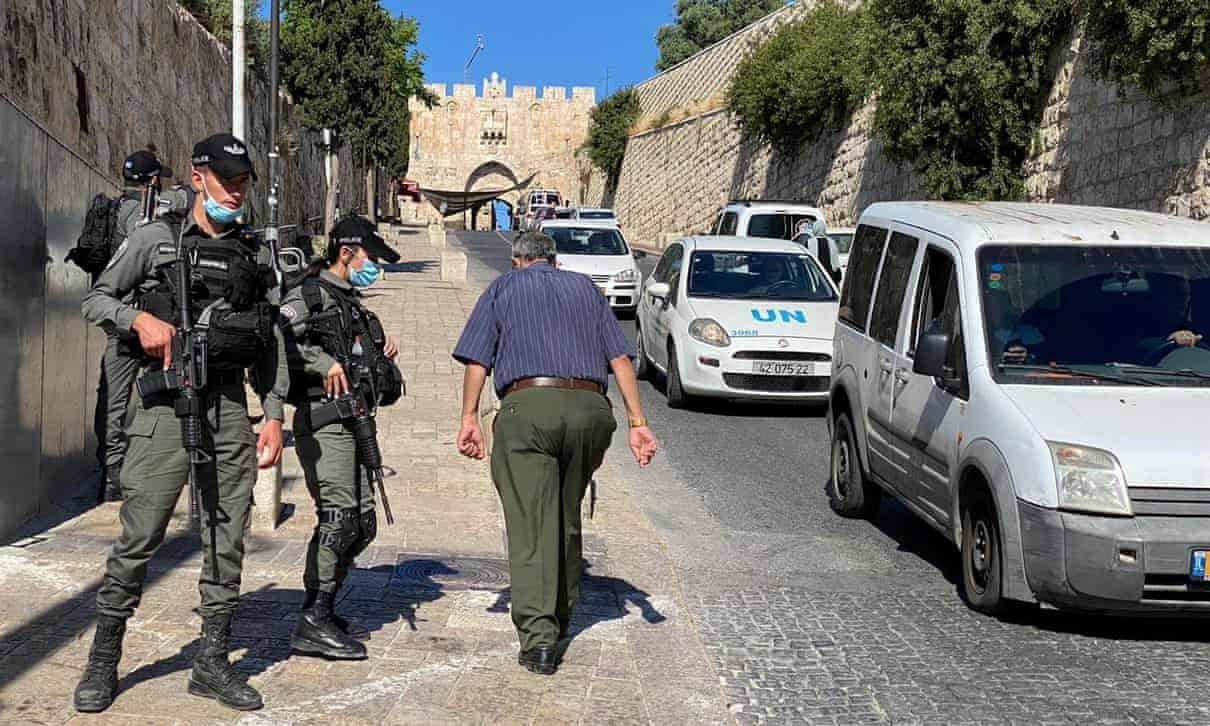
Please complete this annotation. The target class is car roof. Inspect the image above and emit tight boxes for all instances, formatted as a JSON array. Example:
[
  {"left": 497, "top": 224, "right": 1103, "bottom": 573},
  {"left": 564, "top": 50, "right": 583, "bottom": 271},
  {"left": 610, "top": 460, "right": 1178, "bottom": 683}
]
[
  {"left": 541, "top": 219, "right": 624, "bottom": 230},
  {"left": 678, "top": 235, "right": 806, "bottom": 253},
  {"left": 827, "top": 227, "right": 855, "bottom": 234},
  {"left": 724, "top": 201, "right": 824, "bottom": 215},
  {"left": 862, "top": 202, "right": 1210, "bottom": 247},
  {"left": 576, "top": 208, "right": 615, "bottom": 214}
]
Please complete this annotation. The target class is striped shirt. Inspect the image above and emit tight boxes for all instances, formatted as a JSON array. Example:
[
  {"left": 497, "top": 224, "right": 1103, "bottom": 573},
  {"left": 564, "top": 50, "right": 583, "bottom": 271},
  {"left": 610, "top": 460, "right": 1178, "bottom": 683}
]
[{"left": 453, "top": 262, "right": 635, "bottom": 395}]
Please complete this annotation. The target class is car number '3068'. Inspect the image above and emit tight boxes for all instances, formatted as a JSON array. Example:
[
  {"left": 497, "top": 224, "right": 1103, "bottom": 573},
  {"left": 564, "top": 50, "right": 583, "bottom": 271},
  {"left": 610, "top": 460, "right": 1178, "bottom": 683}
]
[{"left": 752, "top": 361, "right": 815, "bottom": 376}]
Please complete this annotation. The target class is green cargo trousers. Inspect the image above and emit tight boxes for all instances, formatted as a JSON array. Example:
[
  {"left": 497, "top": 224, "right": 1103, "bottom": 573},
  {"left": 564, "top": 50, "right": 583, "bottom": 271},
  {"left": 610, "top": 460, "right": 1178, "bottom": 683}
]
[
  {"left": 490, "top": 388, "right": 616, "bottom": 651},
  {"left": 92, "top": 331, "right": 140, "bottom": 470},
  {"left": 96, "top": 380, "right": 256, "bottom": 619},
  {"left": 294, "top": 408, "right": 377, "bottom": 593}
]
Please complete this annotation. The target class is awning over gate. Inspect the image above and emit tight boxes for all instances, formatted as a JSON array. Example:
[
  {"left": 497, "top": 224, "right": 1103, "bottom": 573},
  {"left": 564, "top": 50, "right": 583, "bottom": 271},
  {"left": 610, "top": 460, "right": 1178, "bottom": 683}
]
[{"left": 420, "top": 173, "right": 536, "bottom": 216}]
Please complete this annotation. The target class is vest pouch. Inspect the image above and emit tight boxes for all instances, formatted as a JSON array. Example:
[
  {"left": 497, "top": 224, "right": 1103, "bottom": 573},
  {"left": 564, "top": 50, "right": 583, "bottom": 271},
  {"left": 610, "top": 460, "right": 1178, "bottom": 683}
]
[
  {"left": 374, "top": 358, "right": 405, "bottom": 407},
  {"left": 206, "top": 302, "right": 278, "bottom": 371}
]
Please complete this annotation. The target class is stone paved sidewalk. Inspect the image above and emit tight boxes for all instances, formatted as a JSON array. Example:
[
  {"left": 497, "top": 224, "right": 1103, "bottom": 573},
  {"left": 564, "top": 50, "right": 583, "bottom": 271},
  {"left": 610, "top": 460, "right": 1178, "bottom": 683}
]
[{"left": 0, "top": 225, "right": 730, "bottom": 725}]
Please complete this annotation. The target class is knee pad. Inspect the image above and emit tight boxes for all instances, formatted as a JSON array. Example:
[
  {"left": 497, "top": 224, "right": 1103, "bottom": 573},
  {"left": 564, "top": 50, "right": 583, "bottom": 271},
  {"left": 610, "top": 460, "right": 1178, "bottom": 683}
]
[
  {"left": 317, "top": 508, "right": 361, "bottom": 555},
  {"left": 348, "top": 510, "right": 378, "bottom": 559}
]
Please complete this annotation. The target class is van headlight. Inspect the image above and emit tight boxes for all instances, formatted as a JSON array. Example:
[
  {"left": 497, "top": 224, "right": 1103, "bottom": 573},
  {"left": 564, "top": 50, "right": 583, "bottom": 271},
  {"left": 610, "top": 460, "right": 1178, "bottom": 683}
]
[
  {"left": 1048, "top": 442, "right": 1132, "bottom": 516},
  {"left": 614, "top": 268, "right": 637, "bottom": 283},
  {"left": 688, "top": 318, "right": 731, "bottom": 347}
]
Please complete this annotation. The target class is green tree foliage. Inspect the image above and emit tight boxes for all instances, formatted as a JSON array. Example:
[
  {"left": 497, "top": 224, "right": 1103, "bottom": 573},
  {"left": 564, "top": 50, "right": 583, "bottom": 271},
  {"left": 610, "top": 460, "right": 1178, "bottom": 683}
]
[
  {"left": 656, "top": 0, "right": 786, "bottom": 71},
  {"left": 863, "top": 0, "right": 1072, "bottom": 200},
  {"left": 726, "top": 2, "right": 864, "bottom": 151},
  {"left": 1081, "top": 0, "right": 1210, "bottom": 93},
  {"left": 584, "top": 88, "right": 642, "bottom": 193},
  {"left": 179, "top": 0, "right": 271, "bottom": 79}
]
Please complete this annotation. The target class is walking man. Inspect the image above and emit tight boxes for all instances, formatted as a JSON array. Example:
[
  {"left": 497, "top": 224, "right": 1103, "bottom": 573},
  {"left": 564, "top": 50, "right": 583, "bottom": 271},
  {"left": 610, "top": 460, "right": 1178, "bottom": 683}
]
[
  {"left": 74, "top": 133, "right": 286, "bottom": 712},
  {"left": 453, "top": 231, "right": 658, "bottom": 675}
]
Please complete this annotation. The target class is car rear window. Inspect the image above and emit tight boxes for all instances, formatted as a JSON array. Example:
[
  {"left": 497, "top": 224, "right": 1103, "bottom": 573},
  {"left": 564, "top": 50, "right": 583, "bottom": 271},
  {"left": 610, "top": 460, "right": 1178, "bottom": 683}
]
[
  {"left": 579, "top": 210, "right": 615, "bottom": 220},
  {"left": 747, "top": 213, "right": 818, "bottom": 240},
  {"left": 549, "top": 227, "right": 630, "bottom": 256}
]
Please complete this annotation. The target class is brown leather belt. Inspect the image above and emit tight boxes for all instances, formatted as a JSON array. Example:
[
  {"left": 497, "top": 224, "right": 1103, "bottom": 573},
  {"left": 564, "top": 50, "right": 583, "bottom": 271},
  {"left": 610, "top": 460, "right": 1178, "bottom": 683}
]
[{"left": 505, "top": 377, "right": 604, "bottom": 397}]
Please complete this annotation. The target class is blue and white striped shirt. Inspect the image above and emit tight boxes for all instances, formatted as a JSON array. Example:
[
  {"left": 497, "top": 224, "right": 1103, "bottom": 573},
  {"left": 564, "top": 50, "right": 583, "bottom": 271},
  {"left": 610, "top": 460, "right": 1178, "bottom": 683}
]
[{"left": 453, "top": 262, "right": 635, "bottom": 395}]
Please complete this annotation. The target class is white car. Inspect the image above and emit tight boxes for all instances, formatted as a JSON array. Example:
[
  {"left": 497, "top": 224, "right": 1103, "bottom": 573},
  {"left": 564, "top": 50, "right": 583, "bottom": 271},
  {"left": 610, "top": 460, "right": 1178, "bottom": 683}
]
[
  {"left": 541, "top": 220, "right": 644, "bottom": 313},
  {"left": 826, "top": 226, "right": 855, "bottom": 277},
  {"left": 636, "top": 236, "right": 839, "bottom": 407}
]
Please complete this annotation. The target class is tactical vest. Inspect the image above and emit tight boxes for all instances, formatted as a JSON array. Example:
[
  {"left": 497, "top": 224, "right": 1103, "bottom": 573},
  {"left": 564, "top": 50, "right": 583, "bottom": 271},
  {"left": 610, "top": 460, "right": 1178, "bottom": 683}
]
[
  {"left": 136, "top": 219, "right": 278, "bottom": 372},
  {"left": 286, "top": 276, "right": 404, "bottom": 407}
]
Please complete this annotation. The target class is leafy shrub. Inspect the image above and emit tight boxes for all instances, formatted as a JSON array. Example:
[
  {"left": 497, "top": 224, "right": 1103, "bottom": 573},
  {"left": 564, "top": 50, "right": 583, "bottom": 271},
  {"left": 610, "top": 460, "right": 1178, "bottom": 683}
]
[
  {"left": 726, "top": 1, "right": 864, "bottom": 151},
  {"left": 863, "top": 0, "right": 1072, "bottom": 200},
  {"left": 585, "top": 88, "right": 642, "bottom": 194},
  {"left": 1081, "top": 0, "right": 1210, "bottom": 93}
]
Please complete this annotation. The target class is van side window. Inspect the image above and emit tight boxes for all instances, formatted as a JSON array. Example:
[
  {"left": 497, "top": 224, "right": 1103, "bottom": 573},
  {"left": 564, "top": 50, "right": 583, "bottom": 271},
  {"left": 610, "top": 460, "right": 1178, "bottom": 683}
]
[
  {"left": 869, "top": 232, "right": 918, "bottom": 349},
  {"left": 909, "top": 248, "right": 957, "bottom": 357},
  {"left": 839, "top": 224, "right": 889, "bottom": 331},
  {"left": 940, "top": 273, "right": 968, "bottom": 398},
  {"left": 718, "top": 212, "right": 738, "bottom": 236}
]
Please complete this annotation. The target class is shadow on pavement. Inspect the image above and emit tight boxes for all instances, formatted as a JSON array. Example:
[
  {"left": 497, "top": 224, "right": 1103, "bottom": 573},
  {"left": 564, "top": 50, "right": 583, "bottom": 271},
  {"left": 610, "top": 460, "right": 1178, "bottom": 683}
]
[
  {"left": 647, "top": 372, "right": 829, "bottom": 419},
  {"left": 383, "top": 260, "right": 439, "bottom": 275}
]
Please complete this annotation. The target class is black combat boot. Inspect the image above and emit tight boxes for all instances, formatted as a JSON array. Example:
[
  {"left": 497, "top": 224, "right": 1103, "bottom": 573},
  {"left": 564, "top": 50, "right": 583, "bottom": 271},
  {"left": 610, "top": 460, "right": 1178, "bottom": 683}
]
[
  {"left": 291, "top": 590, "right": 367, "bottom": 660},
  {"left": 303, "top": 589, "right": 370, "bottom": 642},
  {"left": 188, "top": 613, "right": 263, "bottom": 711},
  {"left": 103, "top": 463, "right": 123, "bottom": 502},
  {"left": 73, "top": 614, "right": 126, "bottom": 712}
]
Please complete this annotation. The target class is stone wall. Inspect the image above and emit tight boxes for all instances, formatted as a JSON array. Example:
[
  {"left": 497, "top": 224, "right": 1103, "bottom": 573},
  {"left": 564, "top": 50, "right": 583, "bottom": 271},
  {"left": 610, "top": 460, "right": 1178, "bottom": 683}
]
[
  {"left": 1, "top": 0, "right": 372, "bottom": 233},
  {"left": 612, "top": 15, "right": 1210, "bottom": 249}
]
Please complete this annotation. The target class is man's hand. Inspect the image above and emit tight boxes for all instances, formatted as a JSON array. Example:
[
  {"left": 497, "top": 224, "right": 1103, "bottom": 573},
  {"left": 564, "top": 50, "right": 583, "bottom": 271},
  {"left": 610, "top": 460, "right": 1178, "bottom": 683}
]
[
  {"left": 1170, "top": 330, "right": 1203, "bottom": 348},
  {"left": 132, "top": 312, "right": 176, "bottom": 369},
  {"left": 629, "top": 426, "right": 658, "bottom": 467},
  {"left": 256, "top": 419, "right": 284, "bottom": 469},
  {"left": 384, "top": 336, "right": 399, "bottom": 359},
  {"left": 324, "top": 361, "right": 349, "bottom": 398},
  {"left": 457, "top": 415, "right": 486, "bottom": 460}
]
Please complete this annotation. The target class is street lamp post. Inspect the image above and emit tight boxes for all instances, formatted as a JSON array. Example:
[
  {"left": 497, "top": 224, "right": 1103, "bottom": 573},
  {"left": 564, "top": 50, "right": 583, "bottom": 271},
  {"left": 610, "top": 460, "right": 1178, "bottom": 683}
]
[{"left": 266, "top": 0, "right": 283, "bottom": 292}]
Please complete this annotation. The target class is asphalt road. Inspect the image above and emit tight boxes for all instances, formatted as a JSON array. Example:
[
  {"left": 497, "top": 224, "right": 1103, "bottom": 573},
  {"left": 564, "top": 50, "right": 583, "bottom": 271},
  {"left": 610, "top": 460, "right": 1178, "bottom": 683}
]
[{"left": 454, "top": 230, "right": 1210, "bottom": 725}]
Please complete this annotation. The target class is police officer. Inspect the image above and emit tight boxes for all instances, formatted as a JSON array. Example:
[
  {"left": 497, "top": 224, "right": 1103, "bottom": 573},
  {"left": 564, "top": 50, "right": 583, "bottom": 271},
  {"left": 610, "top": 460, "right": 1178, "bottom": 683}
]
[
  {"left": 453, "top": 232, "right": 659, "bottom": 675},
  {"left": 93, "top": 149, "right": 191, "bottom": 501},
  {"left": 74, "top": 133, "right": 287, "bottom": 713},
  {"left": 280, "top": 215, "right": 403, "bottom": 660}
]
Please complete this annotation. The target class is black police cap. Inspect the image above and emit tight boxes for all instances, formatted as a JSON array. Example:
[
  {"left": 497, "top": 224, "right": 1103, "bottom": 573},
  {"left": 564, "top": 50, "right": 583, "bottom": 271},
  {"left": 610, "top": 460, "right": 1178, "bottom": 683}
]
[
  {"left": 191, "top": 133, "right": 257, "bottom": 180},
  {"left": 328, "top": 216, "right": 401, "bottom": 264},
  {"left": 123, "top": 150, "right": 163, "bottom": 183}
]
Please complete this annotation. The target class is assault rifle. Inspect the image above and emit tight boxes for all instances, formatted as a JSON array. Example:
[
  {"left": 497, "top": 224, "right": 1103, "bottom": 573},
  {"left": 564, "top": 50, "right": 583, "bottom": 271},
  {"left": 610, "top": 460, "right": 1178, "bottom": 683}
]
[
  {"left": 306, "top": 309, "right": 396, "bottom": 524},
  {"left": 136, "top": 239, "right": 209, "bottom": 527},
  {"left": 141, "top": 175, "right": 161, "bottom": 225}
]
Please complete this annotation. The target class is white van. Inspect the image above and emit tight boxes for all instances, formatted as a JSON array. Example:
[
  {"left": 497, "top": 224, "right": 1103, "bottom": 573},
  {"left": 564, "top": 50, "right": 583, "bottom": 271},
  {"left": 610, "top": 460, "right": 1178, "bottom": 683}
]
[{"left": 830, "top": 202, "right": 1210, "bottom": 614}]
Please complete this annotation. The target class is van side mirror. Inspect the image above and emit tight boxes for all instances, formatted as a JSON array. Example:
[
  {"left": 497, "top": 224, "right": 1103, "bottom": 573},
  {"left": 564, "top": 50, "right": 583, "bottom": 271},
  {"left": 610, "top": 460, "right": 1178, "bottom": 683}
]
[
  {"left": 913, "top": 323, "right": 960, "bottom": 389},
  {"left": 633, "top": 249, "right": 647, "bottom": 259},
  {"left": 647, "top": 281, "right": 671, "bottom": 301}
]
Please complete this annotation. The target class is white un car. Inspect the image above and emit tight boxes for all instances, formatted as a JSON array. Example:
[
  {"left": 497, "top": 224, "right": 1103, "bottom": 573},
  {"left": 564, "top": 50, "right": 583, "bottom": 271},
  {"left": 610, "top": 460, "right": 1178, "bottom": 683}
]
[
  {"left": 636, "top": 236, "right": 839, "bottom": 407},
  {"left": 541, "top": 220, "right": 644, "bottom": 314}
]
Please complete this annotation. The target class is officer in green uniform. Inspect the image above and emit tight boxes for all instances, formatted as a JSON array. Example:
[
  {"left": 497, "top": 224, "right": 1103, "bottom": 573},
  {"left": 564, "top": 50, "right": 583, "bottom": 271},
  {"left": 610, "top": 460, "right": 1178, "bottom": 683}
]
[
  {"left": 279, "top": 216, "right": 402, "bottom": 660},
  {"left": 94, "top": 150, "right": 191, "bottom": 502},
  {"left": 74, "top": 134, "right": 287, "bottom": 713}
]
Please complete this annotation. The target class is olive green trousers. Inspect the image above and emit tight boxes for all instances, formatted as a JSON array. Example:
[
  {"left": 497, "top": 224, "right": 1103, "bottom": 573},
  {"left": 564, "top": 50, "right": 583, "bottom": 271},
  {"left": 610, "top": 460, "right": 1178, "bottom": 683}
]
[{"left": 490, "top": 388, "right": 616, "bottom": 650}]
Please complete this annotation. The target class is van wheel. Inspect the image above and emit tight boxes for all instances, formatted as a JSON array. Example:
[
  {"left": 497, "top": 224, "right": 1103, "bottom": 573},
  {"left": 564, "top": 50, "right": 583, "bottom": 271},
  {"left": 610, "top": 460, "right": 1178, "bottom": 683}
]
[
  {"left": 666, "top": 342, "right": 689, "bottom": 409},
  {"left": 961, "top": 487, "right": 1006, "bottom": 614},
  {"left": 635, "top": 323, "right": 650, "bottom": 380},
  {"left": 827, "top": 412, "right": 880, "bottom": 518}
]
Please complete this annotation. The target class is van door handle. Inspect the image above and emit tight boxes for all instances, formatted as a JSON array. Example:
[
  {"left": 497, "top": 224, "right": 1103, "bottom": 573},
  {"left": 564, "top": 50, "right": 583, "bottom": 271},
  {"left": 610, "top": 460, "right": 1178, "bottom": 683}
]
[
  {"left": 878, "top": 360, "right": 894, "bottom": 374},
  {"left": 895, "top": 370, "right": 911, "bottom": 385}
]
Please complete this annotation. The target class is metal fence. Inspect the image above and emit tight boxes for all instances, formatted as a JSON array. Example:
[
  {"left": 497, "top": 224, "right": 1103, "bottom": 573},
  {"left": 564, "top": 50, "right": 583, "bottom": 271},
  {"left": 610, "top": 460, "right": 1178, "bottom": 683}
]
[{"left": 0, "top": 94, "right": 114, "bottom": 540}]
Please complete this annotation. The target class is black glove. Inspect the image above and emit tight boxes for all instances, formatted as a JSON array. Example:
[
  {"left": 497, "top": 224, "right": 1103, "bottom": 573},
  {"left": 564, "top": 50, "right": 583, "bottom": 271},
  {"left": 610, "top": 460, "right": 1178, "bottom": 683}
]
[{"left": 224, "top": 256, "right": 262, "bottom": 311}]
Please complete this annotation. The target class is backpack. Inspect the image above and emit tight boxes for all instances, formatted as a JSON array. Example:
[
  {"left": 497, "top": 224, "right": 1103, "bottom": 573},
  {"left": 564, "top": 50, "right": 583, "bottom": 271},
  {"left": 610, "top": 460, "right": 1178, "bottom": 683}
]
[{"left": 66, "top": 193, "right": 123, "bottom": 275}]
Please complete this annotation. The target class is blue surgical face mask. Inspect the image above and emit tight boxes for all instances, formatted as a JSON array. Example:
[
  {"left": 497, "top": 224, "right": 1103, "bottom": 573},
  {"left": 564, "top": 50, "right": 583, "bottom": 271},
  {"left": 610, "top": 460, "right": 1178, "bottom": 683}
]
[
  {"left": 349, "top": 259, "right": 381, "bottom": 288},
  {"left": 200, "top": 176, "right": 244, "bottom": 225}
]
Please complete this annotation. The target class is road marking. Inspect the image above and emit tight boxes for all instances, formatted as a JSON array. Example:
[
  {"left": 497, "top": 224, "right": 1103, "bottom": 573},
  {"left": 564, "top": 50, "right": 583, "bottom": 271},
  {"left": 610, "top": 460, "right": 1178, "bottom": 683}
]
[{"left": 496, "top": 230, "right": 509, "bottom": 245}]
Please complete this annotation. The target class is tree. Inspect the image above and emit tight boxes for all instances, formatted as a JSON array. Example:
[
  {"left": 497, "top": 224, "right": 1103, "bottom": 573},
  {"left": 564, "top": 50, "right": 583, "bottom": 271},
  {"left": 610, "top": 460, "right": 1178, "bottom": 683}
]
[
  {"left": 656, "top": 0, "right": 786, "bottom": 71},
  {"left": 727, "top": 2, "right": 865, "bottom": 151},
  {"left": 179, "top": 0, "right": 271, "bottom": 79},
  {"left": 1081, "top": 0, "right": 1210, "bottom": 94},
  {"left": 584, "top": 88, "right": 642, "bottom": 196},
  {"left": 280, "top": 0, "right": 428, "bottom": 228}
]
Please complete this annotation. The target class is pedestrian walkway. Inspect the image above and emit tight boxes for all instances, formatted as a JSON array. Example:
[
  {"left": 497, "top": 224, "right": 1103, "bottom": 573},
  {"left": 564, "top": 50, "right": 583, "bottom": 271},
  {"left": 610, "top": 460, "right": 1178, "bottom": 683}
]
[{"left": 0, "top": 225, "right": 730, "bottom": 725}]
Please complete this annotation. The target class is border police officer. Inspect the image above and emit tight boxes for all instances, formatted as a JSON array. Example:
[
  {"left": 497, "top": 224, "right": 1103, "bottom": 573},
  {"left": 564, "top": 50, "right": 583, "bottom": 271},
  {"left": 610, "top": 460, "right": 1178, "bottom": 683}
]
[
  {"left": 74, "top": 133, "right": 286, "bottom": 713},
  {"left": 453, "top": 232, "right": 659, "bottom": 675},
  {"left": 280, "top": 216, "right": 402, "bottom": 660}
]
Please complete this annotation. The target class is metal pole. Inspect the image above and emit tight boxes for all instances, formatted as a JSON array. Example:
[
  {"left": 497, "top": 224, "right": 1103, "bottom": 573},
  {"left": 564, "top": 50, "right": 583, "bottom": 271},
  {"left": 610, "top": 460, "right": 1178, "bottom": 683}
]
[
  {"left": 267, "top": 0, "right": 283, "bottom": 292},
  {"left": 233, "top": 0, "right": 246, "bottom": 139},
  {"left": 463, "top": 34, "right": 484, "bottom": 84}
]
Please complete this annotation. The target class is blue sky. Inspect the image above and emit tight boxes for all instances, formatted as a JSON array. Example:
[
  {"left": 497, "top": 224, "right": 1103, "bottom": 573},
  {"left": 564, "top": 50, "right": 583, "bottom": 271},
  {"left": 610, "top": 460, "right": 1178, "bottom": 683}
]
[{"left": 382, "top": 1, "right": 675, "bottom": 96}]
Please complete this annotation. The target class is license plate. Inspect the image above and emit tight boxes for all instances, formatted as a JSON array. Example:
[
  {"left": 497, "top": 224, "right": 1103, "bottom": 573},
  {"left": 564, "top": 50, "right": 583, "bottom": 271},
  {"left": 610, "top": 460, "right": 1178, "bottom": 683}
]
[
  {"left": 751, "top": 361, "right": 816, "bottom": 376},
  {"left": 1192, "top": 550, "right": 1209, "bottom": 581}
]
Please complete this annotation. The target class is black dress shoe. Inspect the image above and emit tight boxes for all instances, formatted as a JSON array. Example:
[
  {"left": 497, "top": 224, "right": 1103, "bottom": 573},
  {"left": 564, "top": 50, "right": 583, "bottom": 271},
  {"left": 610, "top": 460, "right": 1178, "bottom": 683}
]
[{"left": 518, "top": 645, "right": 559, "bottom": 675}]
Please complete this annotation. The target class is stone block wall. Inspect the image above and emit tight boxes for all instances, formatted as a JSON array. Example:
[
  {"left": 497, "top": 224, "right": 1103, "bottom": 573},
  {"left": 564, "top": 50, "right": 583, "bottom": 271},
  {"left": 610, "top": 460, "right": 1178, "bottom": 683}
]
[{"left": 612, "top": 17, "right": 1210, "bottom": 249}]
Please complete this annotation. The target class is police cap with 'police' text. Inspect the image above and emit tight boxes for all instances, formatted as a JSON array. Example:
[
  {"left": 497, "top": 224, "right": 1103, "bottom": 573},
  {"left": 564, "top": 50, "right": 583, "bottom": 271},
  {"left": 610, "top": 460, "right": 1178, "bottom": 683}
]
[
  {"left": 123, "top": 150, "right": 164, "bottom": 183},
  {"left": 328, "top": 216, "right": 401, "bottom": 264},
  {"left": 191, "top": 133, "right": 257, "bottom": 180}
]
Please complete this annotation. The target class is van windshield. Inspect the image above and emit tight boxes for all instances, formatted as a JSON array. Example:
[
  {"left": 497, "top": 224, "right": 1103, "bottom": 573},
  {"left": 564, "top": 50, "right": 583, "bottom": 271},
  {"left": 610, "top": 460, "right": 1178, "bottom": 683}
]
[
  {"left": 979, "top": 245, "right": 1210, "bottom": 386},
  {"left": 549, "top": 227, "right": 629, "bottom": 256}
]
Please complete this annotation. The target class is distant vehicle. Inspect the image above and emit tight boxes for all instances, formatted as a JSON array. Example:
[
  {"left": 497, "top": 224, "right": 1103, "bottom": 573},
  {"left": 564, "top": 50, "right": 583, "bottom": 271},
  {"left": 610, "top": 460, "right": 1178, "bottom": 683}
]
[
  {"left": 636, "top": 235, "right": 839, "bottom": 407},
  {"left": 572, "top": 208, "right": 619, "bottom": 225},
  {"left": 553, "top": 207, "right": 577, "bottom": 219},
  {"left": 526, "top": 205, "right": 557, "bottom": 231},
  {"left": 830, "top": 201, "right": 1210, "bottom": 616},
  {"left": 541, "top": 220, "right": 644, "bottom": 314},
  {"left": 790, "top": 231, "right": 843, "bottom": 286},
  {"left": 517, "top": 189, "right": 564, "bottom": 230},
  {"left": 712, "top": 200, "right": 825, "bottom": 240},
  {"left": 827, "top": 226, "right": 855, "bottom": 274}
]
